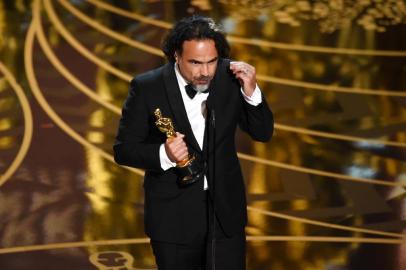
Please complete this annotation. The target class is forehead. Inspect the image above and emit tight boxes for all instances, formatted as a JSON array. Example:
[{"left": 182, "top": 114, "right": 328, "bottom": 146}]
[{"left": 180, "top": 39, "right": 218, "bottom": 60}]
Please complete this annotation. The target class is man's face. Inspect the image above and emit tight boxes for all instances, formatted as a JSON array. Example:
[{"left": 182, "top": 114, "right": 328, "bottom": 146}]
[{"left": 175, "top": 39, "right": 218, "bottom": 91}]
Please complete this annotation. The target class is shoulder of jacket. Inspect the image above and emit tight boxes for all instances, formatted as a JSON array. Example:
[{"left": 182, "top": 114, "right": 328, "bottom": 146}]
[{"left": 131, "top": 64, "right": 167, "bottom": 85}]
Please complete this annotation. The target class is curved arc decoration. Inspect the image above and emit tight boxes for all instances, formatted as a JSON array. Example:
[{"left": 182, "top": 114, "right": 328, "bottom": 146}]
[
  {"left": 35, "top": 3, "right": 122, "bottom": 115},
  {"left": 256, "top": 74, "right": 406, "bottom": 97},
  {"left": 59, "top": 0, "right": 406, "bottom": 98},
  {"left": 85, "top": 0, "right": 406, "bottom": 57},
  {"left": 10, "top": 1, "right": 402, "bottom": 254},
  {"left": 274, "top": 123, "right": 406, "bottom": 148},
  {"left": 0, "top": 62, "right": 34, "bottom": 187},
  {"left": 44, "top": 0, "right": 131, "bottom": 82},
  {"left": 238, "top": 152, "right": 405, "bottom": 188},
  {"left": 36, "top": 0, "right": 406, "bottom": 188},
  {"left": 247, "top": 206, "right": 405, "bottom": 238},
  {"left": 33, "top": 17, "right": 405, "bottom": 188},
  {"left": 25, "top": 0, "right": 144, "bottom": 178},
  {"left": 58, "top": 0, "right": 163, "bottom": 57},
  {"left": 36, "top": 1, "right": 405, "bottom": 239},
  {"left": 0, "top": 237, "right": 150, "bottom": 254},
  {"left": 0, "top": 235, "right": 404, "bottom": 255},
  {"left": 44, "top": 0, "right": 406, "bottom": 149}
]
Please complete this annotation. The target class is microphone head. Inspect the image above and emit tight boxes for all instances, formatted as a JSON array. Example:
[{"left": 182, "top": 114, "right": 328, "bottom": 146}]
[{"left": 201, "top": 100, "right": 207, "bottom": 119}]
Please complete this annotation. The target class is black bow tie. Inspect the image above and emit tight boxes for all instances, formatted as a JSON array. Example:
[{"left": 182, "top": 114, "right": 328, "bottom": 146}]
[{"left": 185, "top": 84, "right": 209, "bottom": 99}]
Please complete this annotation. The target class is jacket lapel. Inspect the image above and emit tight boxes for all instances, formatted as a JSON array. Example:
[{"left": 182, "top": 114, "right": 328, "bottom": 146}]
[{"left": 163, "top": 63, "right": 201, "bottom": 153}]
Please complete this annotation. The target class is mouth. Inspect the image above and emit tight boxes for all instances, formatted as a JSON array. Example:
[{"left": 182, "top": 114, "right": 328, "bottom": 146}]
[{"left": 195, "top": 77, "right": 211, "bottom": 85}]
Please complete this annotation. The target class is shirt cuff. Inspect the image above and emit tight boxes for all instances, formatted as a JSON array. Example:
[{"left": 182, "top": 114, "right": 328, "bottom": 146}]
[
  {"left": 241, "top": 84, "right": 262, "bottom": 106},
  {"left": 159, "top": 144, "right": 176, "bottom": 171}
]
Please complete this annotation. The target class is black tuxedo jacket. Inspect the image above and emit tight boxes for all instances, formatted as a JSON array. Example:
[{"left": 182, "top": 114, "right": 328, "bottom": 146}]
[{"left": 114, "top": 58, "right": 273, "bottom": 243}]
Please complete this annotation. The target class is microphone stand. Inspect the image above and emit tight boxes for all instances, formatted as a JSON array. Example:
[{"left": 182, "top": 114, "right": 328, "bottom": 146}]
[{"left": 209, "top": 108, "right": 216, "bottom": 270}]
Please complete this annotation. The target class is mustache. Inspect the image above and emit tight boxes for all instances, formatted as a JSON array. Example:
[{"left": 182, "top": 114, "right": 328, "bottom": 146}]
[{"left": 195, "top": 75, "right": 212, "bottom": 81}]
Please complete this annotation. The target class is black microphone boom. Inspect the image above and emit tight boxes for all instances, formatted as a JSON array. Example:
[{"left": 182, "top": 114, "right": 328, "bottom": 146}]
[{"left": 209, "top": 108, "right": 216, "bottom": 270}]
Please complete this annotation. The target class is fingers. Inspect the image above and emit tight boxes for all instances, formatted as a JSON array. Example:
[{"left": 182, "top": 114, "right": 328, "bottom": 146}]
[
  {"left": 232, "top": 67, "right": 251, "bottom": 83},
  {"left": 165, "top": 132, "right": 189, "bottom": 163},
  {"left": 230, "top": 61, "right": 257, "bottom": 95},
  {"left": 230, "top": 61, "right": 255, "bottom": 77}
]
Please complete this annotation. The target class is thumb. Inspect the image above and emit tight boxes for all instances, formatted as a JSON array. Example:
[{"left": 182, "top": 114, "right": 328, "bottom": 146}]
[{"left": 176, "top": 132, "right": 185, "bottom": 138}]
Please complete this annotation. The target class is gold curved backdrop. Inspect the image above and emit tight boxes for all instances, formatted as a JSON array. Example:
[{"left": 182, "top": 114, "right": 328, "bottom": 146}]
[{"left": 0, "top": 1, "right": 405, "bottom": 269}]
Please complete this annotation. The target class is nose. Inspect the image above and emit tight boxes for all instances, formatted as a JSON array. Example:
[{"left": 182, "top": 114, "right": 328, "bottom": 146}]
[{"left": 200, "top": 63, "right": 209, "bottom": 76}]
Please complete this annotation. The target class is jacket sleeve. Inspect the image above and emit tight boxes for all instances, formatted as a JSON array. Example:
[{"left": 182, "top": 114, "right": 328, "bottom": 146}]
[
  {"left": 238, "top": 92, "right": 274, "bottom": 142},
  {"left": 113, "top": 78, "right": 162, "bottom": 171}
]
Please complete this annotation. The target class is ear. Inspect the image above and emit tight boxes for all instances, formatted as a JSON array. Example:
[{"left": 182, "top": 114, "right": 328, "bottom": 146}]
[{"left": 174, "top": 52, "right": 178, "bottom": 62}]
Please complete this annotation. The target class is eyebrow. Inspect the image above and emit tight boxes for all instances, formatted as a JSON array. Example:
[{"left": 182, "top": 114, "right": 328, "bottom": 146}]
[{"left": 188, "top": 57, "right": 218, "bottom": 64}]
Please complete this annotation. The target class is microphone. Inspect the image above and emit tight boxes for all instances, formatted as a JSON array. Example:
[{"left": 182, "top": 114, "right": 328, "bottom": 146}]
[
  {"left": 201, "top": 96, "right": 217, "bottom": 270},
  {"left": 201, "top": 100, "right": 208, "bottom": 120},
  {"left": 208, "top": 105, "right": 216, "bottom": 270},
  {"left": 210, "top": 109, "right": 215, "bottom": 128},
  {"left": 202, "top": 100, "right": 215, "bottom": 129}
]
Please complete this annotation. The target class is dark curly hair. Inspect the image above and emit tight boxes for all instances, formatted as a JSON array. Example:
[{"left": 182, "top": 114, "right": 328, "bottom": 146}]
[{"left": 162, "top": 16, "right": 230, "bottom": 63}]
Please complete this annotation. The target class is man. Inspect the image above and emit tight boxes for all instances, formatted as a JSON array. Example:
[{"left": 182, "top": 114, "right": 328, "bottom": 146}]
[{"left": 114, "top": 16, "right": 273, "bottom": 270}]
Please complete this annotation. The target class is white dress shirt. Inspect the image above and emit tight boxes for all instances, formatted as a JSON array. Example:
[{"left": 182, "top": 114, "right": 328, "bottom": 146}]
[{"left": 159, "top": 64, "right": 263, "bottom": 189}]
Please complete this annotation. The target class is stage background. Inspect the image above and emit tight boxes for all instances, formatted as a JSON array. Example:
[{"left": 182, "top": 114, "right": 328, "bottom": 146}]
[{"left": 0, "top": 0, "right": 405, "bottom": 269}]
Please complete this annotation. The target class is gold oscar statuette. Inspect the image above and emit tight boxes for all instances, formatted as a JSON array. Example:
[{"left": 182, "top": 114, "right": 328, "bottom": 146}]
[{"left": 154, "top": 108, "right": 203, "bottom": 185}]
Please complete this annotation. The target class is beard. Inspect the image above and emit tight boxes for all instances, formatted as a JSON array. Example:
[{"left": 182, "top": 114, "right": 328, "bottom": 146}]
[
  {"left": 192, "top": 76, "right": 211, "bottom": 92},
  {"left": 193, "top": 83, "right": 209, "bottom": 92}
]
